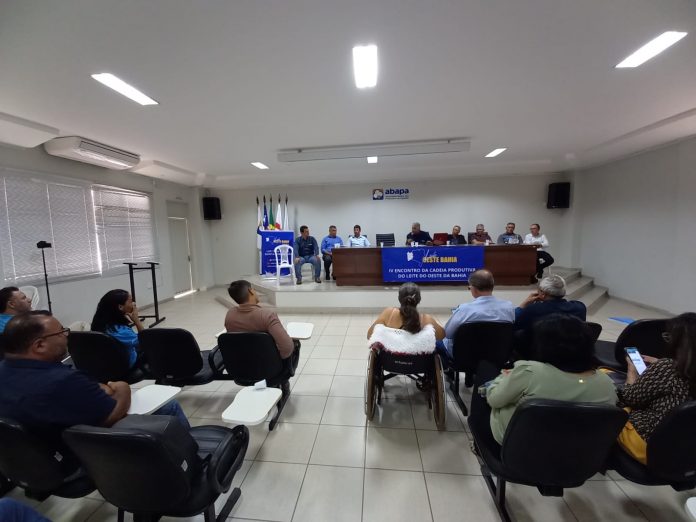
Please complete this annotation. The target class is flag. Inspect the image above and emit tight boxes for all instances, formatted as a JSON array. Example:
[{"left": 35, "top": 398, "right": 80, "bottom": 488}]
[
  {"left": 268, "top": 193, "right": 275, "bottom": 230},
  {"left": 283, "top": 194, "right": 289, "bottom": 230},
  {"left": 275, "top": 194, "right": 282, "bottom": 229},
  {"left": 262, "top": 195, "right": 269, "bottom": 229},
  {"left": 256, "top": 196, "right": 262, "bottom": 249}
]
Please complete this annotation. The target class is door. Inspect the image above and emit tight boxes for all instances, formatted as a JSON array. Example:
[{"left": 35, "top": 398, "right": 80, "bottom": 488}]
[{"left": 168, "top": 217, "right": 193, "bottom": 295}]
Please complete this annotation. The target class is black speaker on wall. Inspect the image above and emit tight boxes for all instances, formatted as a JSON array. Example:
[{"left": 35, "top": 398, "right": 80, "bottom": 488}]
[
  {"left": 547, "top": 182, "right": 571, "bottom": 209},
  {"left": 202, "top": 197, "right": 221, "bottom": 220}
]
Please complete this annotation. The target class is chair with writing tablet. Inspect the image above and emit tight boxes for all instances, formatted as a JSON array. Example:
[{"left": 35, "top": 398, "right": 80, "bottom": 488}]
[{"left": 273, "top": 244, "right": 295, "bottom": 285}]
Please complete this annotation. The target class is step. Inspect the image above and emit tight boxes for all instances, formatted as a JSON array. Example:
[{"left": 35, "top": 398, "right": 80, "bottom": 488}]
[
  {"left": 579, "top": 285, "right": 609, "bottom": 314},
  {"left": 566, "top": 276, "right": 594, "bottom": 300},
  {"left": 551, "top": 267, "right": 581, "bottom": 284}
]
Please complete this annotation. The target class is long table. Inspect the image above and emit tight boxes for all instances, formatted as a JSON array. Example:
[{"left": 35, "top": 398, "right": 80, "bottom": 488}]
[{"left": 332, "top": 245, "right": 537, "bottom": 286}]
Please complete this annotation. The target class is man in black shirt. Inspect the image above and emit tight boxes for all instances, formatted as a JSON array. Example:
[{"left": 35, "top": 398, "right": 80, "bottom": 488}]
[
  {"left": 293, "top": 225, "right": 321, "bottom": 284},
  {"left": 405, "top": 222, "right": 433, "bottom": 246}
]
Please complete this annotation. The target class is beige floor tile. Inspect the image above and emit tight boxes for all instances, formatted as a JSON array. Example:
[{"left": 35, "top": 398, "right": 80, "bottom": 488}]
[
  {"left": 255, "top": 422, "right": 319, "bottom": 464},
  {"left": 363, "top": 469, "right": 433, "bottom": 522},
  {"left": 190, "top": 392, "right": 236, "bottom": 419},
  {"left": 321, "top": 325, "right": 349, "bottom": 335},
  {"left": 505, "top": 482, "right": 577, "bottom": 522},
  {"left": 411, "top": 398, "right": 466, "bottom": 431},
  {"left": 280, "top": 394, "right": 327, "bottom": 424},
  {"left": 564, "top": 480, "right": 647, "bottom": 521},
  {"left": 368, "top": 399, "right": 415, "bottom": 429},
  {"left": 416, "top": 430, "right": 480, "bottom": 475},
  {"left": 36, "top": 496, "right": 103, "bottom": 522},
  {"left": 343, "top": 334, "right": 369, "bottom": 347},
  {"left": 365, "top": 427, "right": 422, "bottom": 471},
  {"left": 292, "top": 465, "right": 363, "bottom": 522},
  {"left": 310, "top": 345, "right": 343, "bottom": 359},
  {"left": 321, "top": 396, "right": 367, "bottom": 427},
  {"left": 340, "top": 344, "right": 369, "bottom": 359},
  {"left": 329, "top": 375, "right": 366, "bottom": 397},
  {"left": 316, "top": 335, "right": 344, "bottom": 346},
  {"left": 291, "top": 374, "right": 333, "bottom": 396},
  {"left": 425, "top": 473, "right": 498, "bottom": 522},
  {"left": 310, "top": 425, "right": 366, "bottom": 467},
  {"left": 300, "top": 358, "right": 338, "bottom": 375},
  {"left": 335, "top": 358, "right": 366, "bottom": 376},
  {"left": 615, "top": 480, "right": 693, "bottom": 522},
  {"left": 176, "top": 391, "right": 214, "bottom": 417}
]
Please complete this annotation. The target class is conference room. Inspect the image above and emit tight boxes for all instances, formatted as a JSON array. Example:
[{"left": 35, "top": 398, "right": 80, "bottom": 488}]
[{"left": 1, "top": 1, "right": 695, "bottom": 521}]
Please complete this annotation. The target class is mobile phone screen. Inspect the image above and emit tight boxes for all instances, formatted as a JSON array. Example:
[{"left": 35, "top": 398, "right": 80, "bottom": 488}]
[{"left": 626, "top": 347, "right": 647, "bottom": 375}]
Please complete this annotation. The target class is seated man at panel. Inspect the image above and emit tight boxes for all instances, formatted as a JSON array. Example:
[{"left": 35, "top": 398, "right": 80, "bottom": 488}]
[
  {"left": 524, "top": 223, "right": 554, "bottom": 279},
  {"left": 0, "top": 287, "right": 32, "bottom": 333},
  {"left": 0, "top": 311, "right": 190, "bottom": 451},
  {"left": 436, "top": 270, "right": 514, "bottom": 367},
  {"left": 515, "top": 274, "right": 586, "bottom": 334},
  {"left": 225, "top": 280, "right": 299, "bottom": 369},
  {"left": 406, "top": 222, "right": 433, "bottom": 246},
  {"left": 496, "top": 222, "right": 524, "bottom": 245},
  {"left": 320, "top": 225, "right": 343, "bottom": 281},
  {"left": 448, "top": 225, "right": 467, "bottom": 245},
  {"left": 293, "top": 225, "right": 321, "bottom": 284},
  {"left": 348, "top": 224, "right": 370, "bottom": 247},
  {"left": 468, "top": 224, "right": 493, "bottom": 245}
]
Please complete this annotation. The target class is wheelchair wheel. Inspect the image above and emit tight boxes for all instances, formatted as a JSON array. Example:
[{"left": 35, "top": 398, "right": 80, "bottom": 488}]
[
  {"left": 432, "top": 354, "right": 446, "bottom": 430},
  {"left": 364, "top": 350, "right": 378, "bottom": 420}
]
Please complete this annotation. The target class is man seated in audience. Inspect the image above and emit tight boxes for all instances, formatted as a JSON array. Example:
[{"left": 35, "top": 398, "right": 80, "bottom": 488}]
[
  {"left": 0, "top": 287, "right": 32, "bottom": 333},
  {"left": 0, "top": 311, "right": 190, "bottom": 451},
  {"left": 436, "top": 270, "right": 514, "bottom": 366},
  {"left": 320, "top": 225, "right": 343, "bottom": 281},
  {"left": 468, "top": 224, "right": 493, "bottom": 245},
  {"left": 348, "top": 224, "right": 370, "bottom": 247},
  {"left": 225, "top": 280, "right": 299, "bottom": 369},
  {"left": 496, "top": 222, "right": 524, "bottom": 245},
  {"left": 524, "top": 223, "right": 554, "bottom": 279},
  {"left": 294, "top": 225, "right": 321, "bottom": 284},
  {"left": 406, "top": 222, "right": 433, "bottom": 246}
]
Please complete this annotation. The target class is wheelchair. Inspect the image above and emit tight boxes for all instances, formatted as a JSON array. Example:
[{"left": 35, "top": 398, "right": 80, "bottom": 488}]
[{"left": 364, "top": 346, "right": 447, "bottom": 430}]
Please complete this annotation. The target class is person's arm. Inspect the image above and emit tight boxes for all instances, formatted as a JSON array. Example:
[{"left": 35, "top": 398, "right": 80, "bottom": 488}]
[
  {"left": 266, "top": 312, "right": 295, "bottom": 358},
  {"left": 100, "top": 381, "right": 132, "bottom": 427},
  {"left": 523, "top": 234, "right": 532, "bottom": 245},
  {"left": 364, "top": 236, "right": 371, "bottom": 247},
  {"left": 486, "top": 363, "right": 533, "bottom": 409},
  {"left": 540, "top": 234, "right": 549, "bottom": 248},
  {"left": 423, "top": 314, "right": 445, "bottom": 340},
  {"left": 444, "top": 308, "right": 466, "bottom": 339},
  {"left": 126, "top": 304, "right": 144, "bottom": 333},
  {"left": 496, "top": 234, "right": 505, "bottom": 245},
  {"left": 406, "top": 233, "right": 413, "bottom": 246},
  {"left": 313, "top": 238, "right": 320, "bottom": 257},
  {"left": 368, "top": 308, "right": 391, "bottom": 338},
  {"left": 294, "top": 238, "right": 301, "bottom": 262},
  {"left": 486, "top": 233, "right": 492, "bottom": 242},
  {"left": 425, "top": 232, "right": 433, "bottom": 246},
  {"left": 321, "top": 237, "right": 330, "bottom": 255},
  {"left": 619, "top": 358, "right": 673, "bottom": 408},
  {"left": 518, "top": 291, "right": 541, "bottom": 309}
]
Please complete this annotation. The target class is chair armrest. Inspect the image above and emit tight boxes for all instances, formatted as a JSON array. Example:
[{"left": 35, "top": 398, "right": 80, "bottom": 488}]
[
  {"left": 206, "top": 425, "right": 249, "bottom": 494},
  {"left": 208, "top": 346, "right": 225, "bottom": 376}
]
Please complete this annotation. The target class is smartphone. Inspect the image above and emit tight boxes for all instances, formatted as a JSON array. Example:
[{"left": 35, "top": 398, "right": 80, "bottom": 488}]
[{"left": 625, "top": 347, "right": 647, "bottom": 375}]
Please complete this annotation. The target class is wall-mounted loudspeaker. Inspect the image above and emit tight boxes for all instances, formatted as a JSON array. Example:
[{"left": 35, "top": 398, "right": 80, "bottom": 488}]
[
  {"left": 202, "top": 197, "right": 221, "bottom": 220},
  {"left": 547, "top": 182, "right": 570, "bottom": 209}
]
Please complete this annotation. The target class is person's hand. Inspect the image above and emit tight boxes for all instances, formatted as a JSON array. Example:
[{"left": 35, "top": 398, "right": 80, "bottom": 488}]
[
  {"left": 520, "top": 291, "right": 541, "bottom": 308},
  {"left": 126, "top": 303, "right": 140, "bottom": 323},
  {"left": 625, "top": 356, "right": 639, "bottom": 385},
  {"left": 642, "top": 355, "right": 658, "bottom": 365},
  {"left": 315, "top": 255, "right": 321, "bottom": 262},
  {"left": 99, "top": 383, "right": 115, "bottom": 396},
  {"left": 294, "top": 257, "right": 300, "bottom": 264},
  {"left": 406, "top": 239, "right": 413, "bottom": 245}
]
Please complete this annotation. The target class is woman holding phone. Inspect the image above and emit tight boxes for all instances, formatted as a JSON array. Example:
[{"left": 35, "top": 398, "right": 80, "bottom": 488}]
[{"left": 617, "top": 312, "right": 696, "bottom": 464}]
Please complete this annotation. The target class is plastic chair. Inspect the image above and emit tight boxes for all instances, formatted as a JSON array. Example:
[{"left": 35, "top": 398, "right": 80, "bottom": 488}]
[
  {"left": 68, "top": 321, "right": 91, "bottom": 332},
  {"left": 18, "top": 286, "right": 40, "bottom": 309},
  {"left": 273, "top": 245, "right": 295, "bottom": 285}
]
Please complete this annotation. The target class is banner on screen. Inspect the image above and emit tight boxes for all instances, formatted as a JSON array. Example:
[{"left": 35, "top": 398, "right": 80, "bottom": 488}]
[
  {"left": 260, "top": 230, "right": 294, "bottom": 277},
  {"left": 382, "top": 246, "right": 484, "bottom": 282}
]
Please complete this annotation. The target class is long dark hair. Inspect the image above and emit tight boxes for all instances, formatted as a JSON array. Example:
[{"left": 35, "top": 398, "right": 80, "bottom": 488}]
[
  {"left": 533, "top": 314, "right": 597, "bottom": 373},
  {"left": 398, "top": 283, "right": 422, "bottom": 334},
  {"left": 665, "top": 312, "right": 696, "bottom": 397},
  {"left": 91, "top": 289, "right": 130, "bottom": 333}
]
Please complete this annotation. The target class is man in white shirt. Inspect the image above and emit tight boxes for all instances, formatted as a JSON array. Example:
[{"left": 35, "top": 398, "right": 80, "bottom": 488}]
[
  {"left": 524, "top": 223, "right": 554, "bottom": 279},
  {"left": 348, "top": 224, "right": 371, "bottom": 247}
]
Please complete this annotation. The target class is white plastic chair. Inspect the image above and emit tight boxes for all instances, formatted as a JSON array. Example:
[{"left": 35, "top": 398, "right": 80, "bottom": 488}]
[
  {"left": 18, "top": 286, "right": 40, "bottom": 309},
  {"left": 68, "top": 321, "right": 91, "bottom": 332},
  {"left": 274, "top": 245, "right": 295, "bottom": 285}
]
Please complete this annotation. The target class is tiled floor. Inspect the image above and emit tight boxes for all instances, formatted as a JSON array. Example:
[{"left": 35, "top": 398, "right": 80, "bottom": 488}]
[{"left": 7, "top": 290, "right": 686, "bottom": 521}]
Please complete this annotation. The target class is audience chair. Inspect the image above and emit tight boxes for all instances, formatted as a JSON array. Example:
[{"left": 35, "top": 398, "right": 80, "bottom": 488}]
[
  {"left": 273, "top": 244, "right": 295, "bottom": 285},
  {"left": 513, "top": 320, "right": 603, "bottom": 362},
  {"left": 18, "top": 285, "right": 40, "bottom": 309},
  {"left": 138, "top": 328, "right": 227, "bottom": 386},
  {"left": 450, "top": 322, "right": 514, "bottom": 416},
  {"left": 0, "top": 417, "right": 95, "bottom": 501},
  {"left": 217, "top": 332, "right": 297, "bottom": 430},
  {"left": 607, "top": 401, "right": 696, "bottom": 491},
  {"left": 375, "top": 233, "right": 395, "bottom": 247},
  {"left": 68, "top": 331, "right": 145, "bottom": 384},
  {"left": 63, "top": 415, "right": 249, "bottom": 522},
  {"left": 468, "top": 397, "right": 627, "bottom": 522},
  {"left": 594, "top": 319, "right": 669, "bottom": 371}
]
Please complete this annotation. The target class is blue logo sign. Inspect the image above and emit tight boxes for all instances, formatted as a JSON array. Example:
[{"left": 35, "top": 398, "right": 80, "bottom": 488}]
[
  {"left": 382, "top": 246, "right": 484, "bottom": 282},
  {"left": 373, "top": 187, "right": 409, "bottom": 200}
]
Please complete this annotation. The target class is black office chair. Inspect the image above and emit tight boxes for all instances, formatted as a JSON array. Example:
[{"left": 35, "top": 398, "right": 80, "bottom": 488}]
[
  {"left": 468, "top": 397, "right": 627, "bottom": 522},
  {"left": 594, "top": 319, "right": 669, "bottom": 371},
  {"left": 450, "top": 322, "right": 514, "bottom": 416},
  {"left": 0, "top": 417, "right": 95, "bottom": 501},
  {"left": 217, "top": 332, "right": 297, "bottom": 430},
  {"left": 68, "top": 331, "right": 145, "bottom": 384},
  {"left": 375, "top": 233, "right": 395, "bottom": 247},
  {"left": 513, "top": 320, "right": 603, "bottom": 362},
  {"left": 607, "top": 401, "right": 696, "bottom": 491},
  {"left": 63, "top": 415, "right": 248, "bottom": 522},
  {"left": 138, "top": 328, "right": 226, "bottom": 386}
]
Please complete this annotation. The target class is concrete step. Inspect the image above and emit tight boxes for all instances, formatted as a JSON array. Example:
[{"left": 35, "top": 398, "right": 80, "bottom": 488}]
[
  {"left": 579, "top": 285, "right": 609, "bottom": 314},
  {"left": 566, "top": 276, "right": 594, "bottom": 300},
  {"left": 551, "top": 267, "right": 582, "bottom": 284}
]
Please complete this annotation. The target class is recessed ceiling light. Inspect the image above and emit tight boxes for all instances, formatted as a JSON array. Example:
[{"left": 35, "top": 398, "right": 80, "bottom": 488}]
[
  {"left": 615, "top": 31, "right": 687, "bottom": 68},
  {"left": 366, "top": 156, "right": 378, "bottom": 164},
  {"left": 353, "top": 44, "right": 378, "bottom": 88},
  {"left": 251, "top": 162, "right": 269, "bottom": 170},
  {"left": 91, "top": 73, "right": 158, "bottom": 105},
  {"left": 485, "top": 148, "right": 507, "bottom": 158}
]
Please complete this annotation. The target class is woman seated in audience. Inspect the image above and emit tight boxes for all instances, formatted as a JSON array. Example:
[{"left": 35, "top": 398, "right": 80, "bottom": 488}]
[
  {"left": 367, "top": 282, "right": 445, "bottom": 353},
  {"left": 91, "top": 289, "right": 144, "bottom": 368},
  {"left": 470, "top": 314, "right": 617, "bottom": 446},
  {"left": 617, "top": 312, "right": 696, "bottom": 464}
]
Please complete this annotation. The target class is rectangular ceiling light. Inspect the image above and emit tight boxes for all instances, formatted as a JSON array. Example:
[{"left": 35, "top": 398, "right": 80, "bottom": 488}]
[
  {"left": 251, "top": 162, "right": 269, "bottom": 170},
  {"left": 91, "top": 73, "right": 159, "bottom": 105},
  {"left": 485, "top": 148, "right": 507, "bottom": 158},
  {"left": 366, "top": 156, "right": 378, "bottom": 164},
  {"left": 353, "top": 45, "right": 378, "bottom": 88},
  {"left": 615, "top": 31, "right": 687, "bottom": 68},
  {"left": 278, "top": 138, "right": 469, "bottom": 162}
]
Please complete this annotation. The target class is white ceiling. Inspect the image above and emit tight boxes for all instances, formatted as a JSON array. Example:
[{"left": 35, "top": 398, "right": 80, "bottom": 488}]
[{"left": 0, "top": 0, "right": 695, "bottom": 188}]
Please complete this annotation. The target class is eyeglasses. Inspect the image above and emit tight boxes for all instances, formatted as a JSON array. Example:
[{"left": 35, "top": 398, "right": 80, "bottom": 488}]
[{"left": 39, "top": 327, "right": 70, "bottom": 340}]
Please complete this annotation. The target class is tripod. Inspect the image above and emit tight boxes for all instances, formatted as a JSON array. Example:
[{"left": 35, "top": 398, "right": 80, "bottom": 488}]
[{"left": 36, "top": 241, "right": 53, "bottom": 313}]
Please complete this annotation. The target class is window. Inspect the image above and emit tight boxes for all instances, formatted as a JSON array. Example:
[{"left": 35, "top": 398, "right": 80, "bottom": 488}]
[{"left": 92, "top": 186, "right": 156, "bottom": 271}]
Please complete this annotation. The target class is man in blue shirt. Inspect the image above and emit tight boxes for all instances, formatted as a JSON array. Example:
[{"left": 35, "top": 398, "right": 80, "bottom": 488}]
[
  {"left": 320, "top": 225, "right": 344, "bottom": 281},
  {"left": 436, "top": 270, "right": 514, "bottom": 365},
  {"left": 406, "top": 222, "right": 433, "bottom": 246},
  {"left": 0, "top": 286, "right": 32, "bottom": 333},
  {"left": 294, "top": 225, "right": 321, "bottom": 284}
]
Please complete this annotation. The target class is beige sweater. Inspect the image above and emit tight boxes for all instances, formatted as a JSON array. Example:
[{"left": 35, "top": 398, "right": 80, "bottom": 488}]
[{"left": 224, "top": 303, "right": 294, "bottom": 359}]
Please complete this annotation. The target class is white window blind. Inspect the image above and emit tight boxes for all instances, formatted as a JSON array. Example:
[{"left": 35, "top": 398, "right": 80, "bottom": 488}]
[
  {"left": 0, "top": 174, "right": 100, "bottom": 283},
  {"left": 93, "top": 186, "right": 156, "bottom": 271}
]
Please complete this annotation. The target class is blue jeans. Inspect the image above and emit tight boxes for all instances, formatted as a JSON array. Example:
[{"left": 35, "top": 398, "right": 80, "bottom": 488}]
[
  {"left": 435, "top": 340, "right": 453, "bottom": 367},
  {"left": 294, "top": 255, "right": 321, "bottom": 279},
  {"left": 153, "top": 400, "right": 190, "bottom": 430},
  {"left": 0, "top": 499, "right": 50, "bottom": 522}
]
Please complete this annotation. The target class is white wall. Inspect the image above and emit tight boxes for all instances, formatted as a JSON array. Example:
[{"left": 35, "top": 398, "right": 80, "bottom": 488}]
[
  {"left": 208, "top": 173, "right": 573, "bottom": 284},
  {"left": 573, "top": 136, "right": 696, "bottom": 314},
  {"left": 0, "top": 144, "right": 215, "bottom": 325}
]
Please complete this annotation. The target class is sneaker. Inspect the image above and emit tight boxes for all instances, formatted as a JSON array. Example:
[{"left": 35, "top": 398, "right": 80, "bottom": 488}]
[
  {"left": 296, "top": 279, "right": 302, "bottom": 285},
  {"left": 332, "top": 276, "right": 336, "bottom": 280},
  {"left": 315, "top": 278, "right": 321, "bottom": 283}
]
